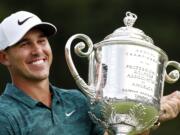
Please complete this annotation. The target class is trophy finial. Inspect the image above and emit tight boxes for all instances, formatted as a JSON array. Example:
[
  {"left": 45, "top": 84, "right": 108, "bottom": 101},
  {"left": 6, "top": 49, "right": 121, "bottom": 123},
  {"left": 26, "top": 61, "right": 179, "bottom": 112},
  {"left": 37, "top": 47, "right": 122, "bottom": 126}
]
[{"left": 123, "top": 11, "right": 137, "bottom": 27}]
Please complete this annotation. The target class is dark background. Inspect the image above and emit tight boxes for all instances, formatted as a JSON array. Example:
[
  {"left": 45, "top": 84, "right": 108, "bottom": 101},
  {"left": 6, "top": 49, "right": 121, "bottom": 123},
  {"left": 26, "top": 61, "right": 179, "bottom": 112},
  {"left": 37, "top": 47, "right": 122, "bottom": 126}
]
[{"left": 0, "top": 0, "right": 180, "bottom": 134}]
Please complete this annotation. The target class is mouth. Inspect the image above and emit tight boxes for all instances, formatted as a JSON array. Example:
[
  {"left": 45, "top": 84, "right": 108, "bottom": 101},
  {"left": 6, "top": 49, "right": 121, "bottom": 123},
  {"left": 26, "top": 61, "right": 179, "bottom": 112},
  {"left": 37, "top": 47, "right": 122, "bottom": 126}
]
[
  {"left": 31, "top": 59, "right": 45, "bottom": 65},
  {"left": 28, "top": 58, "right": 47, "bottom": 65}
]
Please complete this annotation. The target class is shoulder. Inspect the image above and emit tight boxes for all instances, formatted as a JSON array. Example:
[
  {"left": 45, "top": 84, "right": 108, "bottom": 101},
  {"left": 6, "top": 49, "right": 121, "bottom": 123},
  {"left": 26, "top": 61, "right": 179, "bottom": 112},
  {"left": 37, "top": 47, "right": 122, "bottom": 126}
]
[
  {"left": 0, "top": 95, "right": 14, "bottom": 109},
  {"left": 0, "top": 95, "right": 16, "bottom": 115},
  {"left": 0, "top": 94, "right": 21, "bottom": 117},
  {"left": 0, "top": 95, "right": 18, "bottom": 130}
]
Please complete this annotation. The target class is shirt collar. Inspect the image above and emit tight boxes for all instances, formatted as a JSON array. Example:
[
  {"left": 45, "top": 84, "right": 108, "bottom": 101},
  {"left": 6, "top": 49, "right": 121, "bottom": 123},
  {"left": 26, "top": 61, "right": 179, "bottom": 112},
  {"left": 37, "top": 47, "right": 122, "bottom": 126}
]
[
  {"left": 3, "top": 83, "right": 61, "bottom": 108},
  {"left": 50, "top": 85, "right": 62, "bottom": 104}
]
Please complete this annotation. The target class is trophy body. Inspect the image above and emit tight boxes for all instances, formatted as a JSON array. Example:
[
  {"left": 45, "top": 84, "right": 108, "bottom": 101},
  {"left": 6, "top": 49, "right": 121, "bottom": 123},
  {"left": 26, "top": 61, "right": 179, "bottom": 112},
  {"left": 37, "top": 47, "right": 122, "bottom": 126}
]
[
  {"left": 89, "top": 45, "right": 166, "bottom": 134},
  {"left": 65, "top": 12, "right": 180, "bottom": 135}
]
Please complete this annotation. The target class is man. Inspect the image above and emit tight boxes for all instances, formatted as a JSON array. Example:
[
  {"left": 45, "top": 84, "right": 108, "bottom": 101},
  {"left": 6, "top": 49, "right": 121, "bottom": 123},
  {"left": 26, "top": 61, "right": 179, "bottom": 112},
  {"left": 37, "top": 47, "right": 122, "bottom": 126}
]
[
  {"left": 0, "top": 11, "right": 179, "bottom": 135},
  {"left": 0, "top": 11, "right": 105, "bottom": 135}
]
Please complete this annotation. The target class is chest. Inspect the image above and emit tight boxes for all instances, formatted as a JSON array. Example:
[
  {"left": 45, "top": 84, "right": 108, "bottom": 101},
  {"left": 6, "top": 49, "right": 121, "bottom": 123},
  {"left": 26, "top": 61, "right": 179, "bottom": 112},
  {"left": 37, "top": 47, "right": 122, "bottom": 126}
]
[{"left": 14, "top": 101, "right": 93, "bottom": 135}]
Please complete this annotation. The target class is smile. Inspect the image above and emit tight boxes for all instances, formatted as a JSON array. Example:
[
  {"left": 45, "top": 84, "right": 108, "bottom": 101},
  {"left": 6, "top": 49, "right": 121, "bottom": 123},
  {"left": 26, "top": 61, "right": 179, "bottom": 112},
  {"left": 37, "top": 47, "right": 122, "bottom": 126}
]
[
  {"left": 29, "top": 58, "right": 47, "bottom": 65},
  {"left": 32, "top": 59, "right": 45, "bottom": 65}
]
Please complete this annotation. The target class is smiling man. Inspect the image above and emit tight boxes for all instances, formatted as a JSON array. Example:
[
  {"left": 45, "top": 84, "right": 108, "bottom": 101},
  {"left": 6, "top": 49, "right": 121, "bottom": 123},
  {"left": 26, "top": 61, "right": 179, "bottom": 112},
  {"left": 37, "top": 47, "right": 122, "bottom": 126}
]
[{"left": 0, "top": 11, "right": 105, "bottom": 135}]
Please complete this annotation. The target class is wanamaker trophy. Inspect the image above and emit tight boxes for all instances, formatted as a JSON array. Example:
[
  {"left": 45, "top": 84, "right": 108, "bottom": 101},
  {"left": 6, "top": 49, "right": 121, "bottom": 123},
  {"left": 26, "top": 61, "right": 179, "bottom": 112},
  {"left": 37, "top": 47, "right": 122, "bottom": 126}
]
[{"left": 65, "top": 12, "right": 180, "bottom": 135}]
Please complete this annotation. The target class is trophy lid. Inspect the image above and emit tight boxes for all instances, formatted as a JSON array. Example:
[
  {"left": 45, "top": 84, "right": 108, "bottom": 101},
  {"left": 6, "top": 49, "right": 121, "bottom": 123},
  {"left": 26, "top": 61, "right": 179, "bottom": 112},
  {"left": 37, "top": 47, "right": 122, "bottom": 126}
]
[
  {"left": 103, "top": 11, "right": 154, "bottom": 44},
  {"left": 94, "top": 11, "right": 168, "bottom": 60}
]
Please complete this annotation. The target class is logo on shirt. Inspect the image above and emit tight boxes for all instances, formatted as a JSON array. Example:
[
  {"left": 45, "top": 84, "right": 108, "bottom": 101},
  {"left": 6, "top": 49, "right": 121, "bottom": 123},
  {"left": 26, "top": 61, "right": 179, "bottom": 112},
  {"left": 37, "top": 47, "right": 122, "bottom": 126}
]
[
  {"left": 65, "top": 110, "right": 76, "bottom": 117},
  {"left": 18, "top": 16, "right": 33, "bottom": 25}
]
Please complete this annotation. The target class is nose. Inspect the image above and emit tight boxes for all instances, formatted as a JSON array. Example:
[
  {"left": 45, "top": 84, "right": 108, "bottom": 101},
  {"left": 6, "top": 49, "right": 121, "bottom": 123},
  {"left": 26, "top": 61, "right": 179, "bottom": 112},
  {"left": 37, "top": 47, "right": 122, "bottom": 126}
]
[{"left": 31, "top": 42, "right": 42, "bottom": 56}]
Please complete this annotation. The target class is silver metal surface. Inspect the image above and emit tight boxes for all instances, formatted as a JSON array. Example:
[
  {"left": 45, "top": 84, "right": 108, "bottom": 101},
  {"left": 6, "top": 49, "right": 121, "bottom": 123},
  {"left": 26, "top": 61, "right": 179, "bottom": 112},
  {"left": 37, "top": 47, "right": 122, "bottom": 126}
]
[{"left": 65, "top": 11, "right": 180, "bottom": 135}]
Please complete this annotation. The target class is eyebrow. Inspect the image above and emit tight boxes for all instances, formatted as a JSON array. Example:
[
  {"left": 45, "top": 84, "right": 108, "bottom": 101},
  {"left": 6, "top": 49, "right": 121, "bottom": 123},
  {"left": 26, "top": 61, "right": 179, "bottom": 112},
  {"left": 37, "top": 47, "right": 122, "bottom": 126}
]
[
  {"left": 16, "top": 38, "right": 28, "bottom": 45},
  {"left": 15, "top": 33, "right": 46, "bottom": 45}
]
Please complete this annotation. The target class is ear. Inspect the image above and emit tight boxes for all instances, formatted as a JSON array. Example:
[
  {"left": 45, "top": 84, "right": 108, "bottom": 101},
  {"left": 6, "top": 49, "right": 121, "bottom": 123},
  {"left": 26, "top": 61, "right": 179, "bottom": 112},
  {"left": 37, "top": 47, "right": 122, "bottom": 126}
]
[{"left": 0, "top": 51, "right": 10, "bottom": 66}]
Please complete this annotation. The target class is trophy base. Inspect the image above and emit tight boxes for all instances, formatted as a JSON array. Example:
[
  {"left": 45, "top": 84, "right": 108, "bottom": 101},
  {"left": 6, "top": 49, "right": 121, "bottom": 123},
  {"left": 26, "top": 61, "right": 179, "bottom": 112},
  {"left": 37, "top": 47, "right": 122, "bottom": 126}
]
[{"left": 111, "top": 124, "right": 134, "bottom": 135}]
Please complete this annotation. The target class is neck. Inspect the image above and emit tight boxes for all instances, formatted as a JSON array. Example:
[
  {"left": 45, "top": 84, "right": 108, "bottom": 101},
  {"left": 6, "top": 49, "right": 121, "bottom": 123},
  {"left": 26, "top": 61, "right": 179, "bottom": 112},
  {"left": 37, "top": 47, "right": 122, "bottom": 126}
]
[{"left": 12, "top": 78, "right": 52, "bottom": 107}]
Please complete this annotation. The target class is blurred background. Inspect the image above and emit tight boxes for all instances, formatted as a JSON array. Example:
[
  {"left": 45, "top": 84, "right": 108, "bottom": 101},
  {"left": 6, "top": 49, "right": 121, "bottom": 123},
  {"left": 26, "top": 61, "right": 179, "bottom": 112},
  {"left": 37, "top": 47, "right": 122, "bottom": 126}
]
[{"left": 0, "top": 0, "right": 180, "bottom": 134}]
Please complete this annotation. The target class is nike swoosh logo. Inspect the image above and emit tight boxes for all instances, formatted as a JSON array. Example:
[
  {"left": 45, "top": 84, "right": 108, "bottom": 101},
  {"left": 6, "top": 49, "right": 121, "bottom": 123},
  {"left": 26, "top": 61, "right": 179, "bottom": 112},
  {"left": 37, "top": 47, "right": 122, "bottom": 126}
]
[
  {"left": 18, "top": 16, "right": 33, "bottom": 25},
  {"left": 65, "top": 110, "right": 76, "bottom": 117}
]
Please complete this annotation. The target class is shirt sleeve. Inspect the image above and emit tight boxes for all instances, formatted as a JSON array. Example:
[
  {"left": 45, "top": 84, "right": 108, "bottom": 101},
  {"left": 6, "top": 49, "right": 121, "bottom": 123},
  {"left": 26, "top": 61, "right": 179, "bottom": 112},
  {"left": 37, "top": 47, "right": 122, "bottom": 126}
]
[
  {"left": 91, "top": 123, "right": 105, "bottom": 135},
  {"left": 73, "top": 89, "right": 106, "bottom": 135},
  {"left": 88, "top": 100, "right": 106, "bottom": 135},
  {"left": 0, "top": 112, "right": 15, "bottom": 135}
]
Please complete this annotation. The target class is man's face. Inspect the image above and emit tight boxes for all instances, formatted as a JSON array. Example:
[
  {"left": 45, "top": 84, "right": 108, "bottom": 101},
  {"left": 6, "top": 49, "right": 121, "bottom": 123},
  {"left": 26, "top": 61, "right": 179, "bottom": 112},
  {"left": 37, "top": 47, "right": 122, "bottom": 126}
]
[{"left": 4, "top": 28, "right": 53, "bottom": 82}]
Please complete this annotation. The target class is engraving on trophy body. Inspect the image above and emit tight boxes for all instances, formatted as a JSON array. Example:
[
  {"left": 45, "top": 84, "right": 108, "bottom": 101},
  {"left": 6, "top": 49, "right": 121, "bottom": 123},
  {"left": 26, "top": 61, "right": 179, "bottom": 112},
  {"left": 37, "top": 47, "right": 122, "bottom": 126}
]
[{"left": 100, "top": 45, "right": 165, "bottom": 102}]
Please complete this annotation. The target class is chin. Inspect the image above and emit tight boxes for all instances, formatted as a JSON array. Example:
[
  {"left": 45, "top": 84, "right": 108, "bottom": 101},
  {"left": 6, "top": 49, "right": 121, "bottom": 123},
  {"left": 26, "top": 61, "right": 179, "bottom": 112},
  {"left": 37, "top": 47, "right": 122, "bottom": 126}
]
[{"left": 30, "top": 72, "right": 49, "bottom": 80}]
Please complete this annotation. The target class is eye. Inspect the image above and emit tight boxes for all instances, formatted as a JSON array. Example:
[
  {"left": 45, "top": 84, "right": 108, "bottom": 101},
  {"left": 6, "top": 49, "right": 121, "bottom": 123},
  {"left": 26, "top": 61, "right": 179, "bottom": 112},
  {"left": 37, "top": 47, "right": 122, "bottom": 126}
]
[
  {"left": 38, "top": 38, "right": 47, "bottom": 45},
  {"left": 18, "top": 41, "right": 30, "bottom": 48}
]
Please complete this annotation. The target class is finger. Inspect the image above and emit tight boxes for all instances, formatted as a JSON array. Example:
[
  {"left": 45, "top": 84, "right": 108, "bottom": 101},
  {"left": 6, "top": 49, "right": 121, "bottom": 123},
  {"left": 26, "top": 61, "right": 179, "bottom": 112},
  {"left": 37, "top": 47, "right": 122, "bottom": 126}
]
[
  {"left": 163, "top": 91, "right": 180, "bottom": 100},
  {"left": 160, "top": 98, "right": 179, "bottom": 121},
  {"left": 160, "top": 104, "right": 174, "bottom": 121}
]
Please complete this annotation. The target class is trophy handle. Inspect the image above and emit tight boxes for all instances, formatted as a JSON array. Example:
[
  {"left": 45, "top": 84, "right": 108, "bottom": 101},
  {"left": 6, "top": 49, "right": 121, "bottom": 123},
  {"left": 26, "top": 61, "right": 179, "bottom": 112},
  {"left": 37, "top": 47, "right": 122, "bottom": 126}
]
[
  {"left": 165, "top": 61, "right": 180, "bottom": 83},
  {"left": 65, "top": 34, "right": 96, "bottom": 100}
]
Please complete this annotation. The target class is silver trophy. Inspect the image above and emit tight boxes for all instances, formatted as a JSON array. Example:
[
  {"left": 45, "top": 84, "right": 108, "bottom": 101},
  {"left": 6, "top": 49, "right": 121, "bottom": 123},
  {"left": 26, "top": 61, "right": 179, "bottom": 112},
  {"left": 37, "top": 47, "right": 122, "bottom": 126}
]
[{"left": 65, "top": 12, "right": 180, "bottom": 135}]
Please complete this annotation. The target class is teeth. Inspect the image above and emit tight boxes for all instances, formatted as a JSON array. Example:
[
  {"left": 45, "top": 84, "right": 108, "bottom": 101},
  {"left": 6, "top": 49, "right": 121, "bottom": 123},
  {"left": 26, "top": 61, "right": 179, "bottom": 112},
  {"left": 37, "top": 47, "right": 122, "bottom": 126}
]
[{"left": 32, "top": 60, "right": 44, "bottom": 65}]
